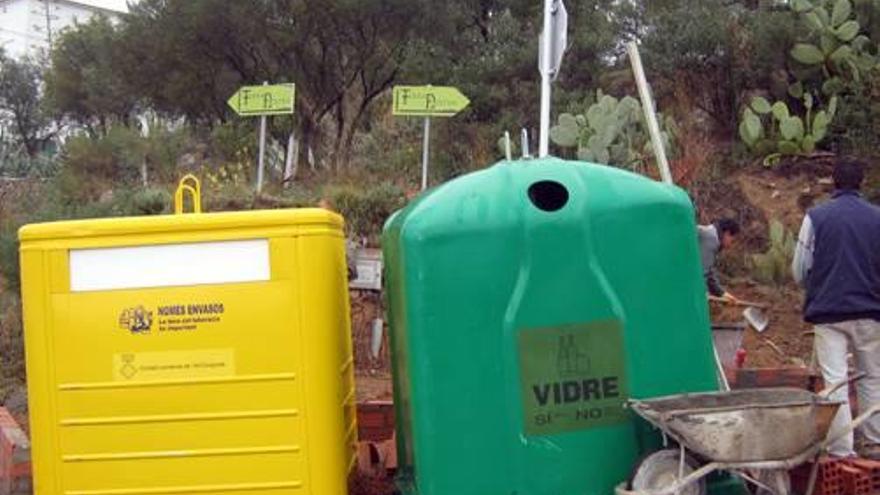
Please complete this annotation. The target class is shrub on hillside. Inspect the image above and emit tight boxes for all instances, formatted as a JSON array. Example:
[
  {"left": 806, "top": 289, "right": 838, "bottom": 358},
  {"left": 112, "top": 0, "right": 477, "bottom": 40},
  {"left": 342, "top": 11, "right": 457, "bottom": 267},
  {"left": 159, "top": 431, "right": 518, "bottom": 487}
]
[
  {"left": 58, "top": 126, "right": 195, "bottom": 203},
  {"left": 0, "top": 293, "right": 24, "bottom": 396},
  {"left": 63, "top": 127, "right": 143, "bottom": 179},
  {"left": 209, "top": 121, "right": 256, "bottom": 164},
  {"left": 325, "top": 182, "right": 407, "bottom": 241},
  {"left": 0, "top": 228, "right": 19, "bottom": 290},
  {"left": 751, "top": 219, "right": 796, "bottom": 286},
  {"left": 129, "top": 187, "right": 172, "bottom": 215},
  {"left": 59, "top": 127, "right": 143, "bottom": 201},
  {"left": 143, "top": 125, "right": 193, "bottom": 183},
  {"left": 832, "top": 68, "right": 880, "bottom": 156}
]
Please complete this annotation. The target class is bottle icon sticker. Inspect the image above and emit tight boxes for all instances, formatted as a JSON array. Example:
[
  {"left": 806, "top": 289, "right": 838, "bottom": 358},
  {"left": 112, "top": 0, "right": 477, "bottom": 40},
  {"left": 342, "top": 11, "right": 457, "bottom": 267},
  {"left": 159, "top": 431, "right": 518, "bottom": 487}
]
[{"left": 557, "top": 334, "right": 590, "bottom": 377}]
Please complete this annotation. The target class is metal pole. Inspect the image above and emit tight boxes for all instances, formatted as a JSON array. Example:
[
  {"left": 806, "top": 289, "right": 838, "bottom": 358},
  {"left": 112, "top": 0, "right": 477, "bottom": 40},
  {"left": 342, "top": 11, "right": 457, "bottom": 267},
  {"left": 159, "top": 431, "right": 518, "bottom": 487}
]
[
  {"left": 283, "top": 131, "right": 296, "bottom": 188},
  {"left": 627, "top": 42, "right": 673, "bottom": 185},
  {"left": 521, "top": 128, "right": 530, "bottom": 158},
  {"left": 421, "top": 117, "right": 431, "bottom": 190},
  {"left": 256, "top": 115, "right": 267, "bottom": 193},
  {"left": 538, "top": 0, "right": 553, "bottom": 157},
  {"left": 256, "top": 81, "right": 269, "bottom": 194},
  {"left": 504, "top": 131, "right": 512, "bottom": 161}
]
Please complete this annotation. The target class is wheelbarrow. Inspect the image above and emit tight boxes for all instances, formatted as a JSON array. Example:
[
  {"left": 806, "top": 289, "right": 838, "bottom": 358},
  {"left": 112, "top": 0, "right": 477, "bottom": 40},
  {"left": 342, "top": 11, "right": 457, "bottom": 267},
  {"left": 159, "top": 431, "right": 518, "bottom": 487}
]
[{"left": 616, "top": 382, "right": 880, "bottom": 495}]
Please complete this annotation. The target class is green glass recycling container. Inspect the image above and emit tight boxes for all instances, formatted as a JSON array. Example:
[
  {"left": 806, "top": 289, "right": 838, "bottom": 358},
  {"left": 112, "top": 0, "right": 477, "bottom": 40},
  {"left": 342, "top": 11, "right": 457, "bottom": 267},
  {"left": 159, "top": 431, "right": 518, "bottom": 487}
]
[{"left": 383, "top": 157, "right": 718, "bottom": 495}]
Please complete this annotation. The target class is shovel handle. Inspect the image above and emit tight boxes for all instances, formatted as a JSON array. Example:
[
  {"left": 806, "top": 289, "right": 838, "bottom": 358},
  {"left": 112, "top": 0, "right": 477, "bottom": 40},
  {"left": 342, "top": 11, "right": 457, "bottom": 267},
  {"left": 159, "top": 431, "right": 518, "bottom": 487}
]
[{"left": 708, "top": 295, "right": 769, "bottom": 309}]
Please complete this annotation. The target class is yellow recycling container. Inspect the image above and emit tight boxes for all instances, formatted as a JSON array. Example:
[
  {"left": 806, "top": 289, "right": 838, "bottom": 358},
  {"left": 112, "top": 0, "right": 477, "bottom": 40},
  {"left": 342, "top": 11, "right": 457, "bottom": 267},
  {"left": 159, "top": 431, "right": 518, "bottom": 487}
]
[{"left": 18, "top": 178, "right": 356, "bottom": 495}]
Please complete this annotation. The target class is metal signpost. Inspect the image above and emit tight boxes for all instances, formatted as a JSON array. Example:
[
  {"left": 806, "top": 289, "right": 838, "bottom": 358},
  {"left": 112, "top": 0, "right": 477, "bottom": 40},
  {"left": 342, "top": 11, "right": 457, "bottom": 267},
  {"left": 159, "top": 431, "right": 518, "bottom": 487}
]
[
  {"left": 538, "top": 0, "right": 568, "bottom": 158},
  {"left": 227, "top": 82, "right": 296, "bottom": 193},
  {"left": 392, "top": 85, "right": 470, "bottom": 190}
]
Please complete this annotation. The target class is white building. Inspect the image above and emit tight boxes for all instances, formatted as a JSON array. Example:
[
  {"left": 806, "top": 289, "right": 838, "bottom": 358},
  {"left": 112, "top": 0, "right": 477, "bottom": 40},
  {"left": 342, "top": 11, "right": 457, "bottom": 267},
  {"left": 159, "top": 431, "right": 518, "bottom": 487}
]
[{"left": 0, "top": 0, "right": 126, "bottom": 59}]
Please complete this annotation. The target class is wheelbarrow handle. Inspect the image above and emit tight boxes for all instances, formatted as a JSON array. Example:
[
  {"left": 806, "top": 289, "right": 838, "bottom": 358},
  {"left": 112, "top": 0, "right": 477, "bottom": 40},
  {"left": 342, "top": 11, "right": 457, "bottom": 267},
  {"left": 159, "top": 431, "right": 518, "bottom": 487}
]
[
  {"left": 818, "top": 372, "right": 867, "bottom": 399},
  {"left": 826, "top": 401, "right": 880, "bottom": 446}
]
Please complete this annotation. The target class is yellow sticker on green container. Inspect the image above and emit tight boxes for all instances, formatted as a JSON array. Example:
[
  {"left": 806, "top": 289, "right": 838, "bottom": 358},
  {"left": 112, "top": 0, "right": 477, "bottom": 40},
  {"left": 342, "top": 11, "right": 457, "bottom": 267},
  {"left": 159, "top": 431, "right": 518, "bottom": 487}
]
[{"left": 518, "top": 321, "right": 628, "bottom": 436}]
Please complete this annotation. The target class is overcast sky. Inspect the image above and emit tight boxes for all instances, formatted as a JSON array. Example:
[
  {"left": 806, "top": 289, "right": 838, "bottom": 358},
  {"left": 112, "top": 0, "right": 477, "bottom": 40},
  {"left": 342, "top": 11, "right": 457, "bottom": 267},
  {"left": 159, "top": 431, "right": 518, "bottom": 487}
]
[{"left": 78, "top": 0, "right": 131, "bottom": 13}]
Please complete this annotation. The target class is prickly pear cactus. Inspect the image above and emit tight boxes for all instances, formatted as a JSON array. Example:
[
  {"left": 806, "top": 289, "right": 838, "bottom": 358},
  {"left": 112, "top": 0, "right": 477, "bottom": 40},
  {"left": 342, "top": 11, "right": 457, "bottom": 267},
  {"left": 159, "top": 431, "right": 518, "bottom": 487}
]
[
  {"left": 739, "top": 94, "right": 837, "bottom": 163},
  {"left": 549, "top": 91, "right": 677, "bottom": 170},
  {"left": 751, "top": 219, "right": 797, "bottom": 286},
  {"left": 790, "top": 0, "right": 875, "bottom": 94}
]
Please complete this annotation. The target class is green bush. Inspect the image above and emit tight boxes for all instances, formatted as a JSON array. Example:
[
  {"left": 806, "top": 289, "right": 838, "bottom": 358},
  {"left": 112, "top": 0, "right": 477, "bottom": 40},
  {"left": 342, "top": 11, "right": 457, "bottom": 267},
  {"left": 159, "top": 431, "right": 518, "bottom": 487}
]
[
  {"left": 0, "top": 150, "right": 58, "bottom": 178},
  {"left": 63, "top": 127, "right": 143, "bottom": 180},
  {"left": 143, "top": 125, "right": 193, "bottom": 183},
  {"left": 277, "top": 185, "right": 320, "bottom": 208},
  {"left": 204, "top": 181, "right": 256, "bottom": 211},
  {"left": 0, "top": 292, "right": 24, "bottom": 397},
  {"left": 831, "top": 67, "right": 880, "bottom": 155},
  {"left": 53, "top": 125, "right": 198, "bottom": 204},
  {"left": 209, "top": 121, "right": 256, "bottom": 165},
  {"left": 354, "top": 118, "right": 492, "bottom": 187},
  {"left": 128, "top": 187, "right": 172, "bottom": 215},
  {"left": 0, "top": 228, "right": 19, "bottom": 291},
  {"left": 59, "top": 127, "right": 144, "bottom": 201},
  {"left": 325, "top": 182, "right": 407, "bottom": 241}
]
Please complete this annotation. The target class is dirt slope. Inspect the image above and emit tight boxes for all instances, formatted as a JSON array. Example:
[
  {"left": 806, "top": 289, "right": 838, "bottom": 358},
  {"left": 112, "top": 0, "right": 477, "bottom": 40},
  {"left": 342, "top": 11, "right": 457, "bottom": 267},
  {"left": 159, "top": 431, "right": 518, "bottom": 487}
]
[{"left": 704, "top": 161, "right": 837, "bottom": 368}]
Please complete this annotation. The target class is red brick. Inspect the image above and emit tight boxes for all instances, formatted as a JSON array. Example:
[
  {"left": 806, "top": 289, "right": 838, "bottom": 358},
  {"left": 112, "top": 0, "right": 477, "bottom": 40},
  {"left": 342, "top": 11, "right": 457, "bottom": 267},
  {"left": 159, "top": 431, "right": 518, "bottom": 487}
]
[
  {"left": 732, "top": 367, "right": 817, "bottom": 391},
  {"left": 792, "top": 457, "right": 843, "bottom": 495},
  {"left": 845, "top": 458, "right": 880, "bottom": 492},
  {"left": 357, "top": 410, "right": 387, "bottom": 429},
  {"left": 357, "top": 401, "right": 395, "bottom": 443},
  {"left": 0, "top": 407, "right": 31, "bottom": 495},
  {"left": 840, "top": 464, "right": 872, "bottom": 495}
]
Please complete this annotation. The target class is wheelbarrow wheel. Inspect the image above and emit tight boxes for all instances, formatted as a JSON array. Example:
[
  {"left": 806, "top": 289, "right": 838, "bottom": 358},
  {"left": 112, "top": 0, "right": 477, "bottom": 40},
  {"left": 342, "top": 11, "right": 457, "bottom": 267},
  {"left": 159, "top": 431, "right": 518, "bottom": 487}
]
[
  {"left": 630, "top": 449, "right": 706, "bottom": 495},
  {"left": 748, "top": 468, "right": 791, "bottom": 495}
]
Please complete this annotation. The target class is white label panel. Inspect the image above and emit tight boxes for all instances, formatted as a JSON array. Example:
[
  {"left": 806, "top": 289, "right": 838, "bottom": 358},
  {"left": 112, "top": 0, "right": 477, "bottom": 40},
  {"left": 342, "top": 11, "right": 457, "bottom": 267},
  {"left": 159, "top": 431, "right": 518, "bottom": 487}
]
[{"left": 70, "top": 239, "right": 270, "bottom": 292}]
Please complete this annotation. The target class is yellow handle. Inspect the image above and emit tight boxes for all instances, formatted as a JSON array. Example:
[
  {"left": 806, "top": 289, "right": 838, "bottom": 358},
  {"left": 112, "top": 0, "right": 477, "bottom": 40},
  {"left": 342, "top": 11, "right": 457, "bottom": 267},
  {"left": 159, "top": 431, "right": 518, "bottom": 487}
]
[{"left": 174, "top": 174, "right": 202, "bottom": 214}]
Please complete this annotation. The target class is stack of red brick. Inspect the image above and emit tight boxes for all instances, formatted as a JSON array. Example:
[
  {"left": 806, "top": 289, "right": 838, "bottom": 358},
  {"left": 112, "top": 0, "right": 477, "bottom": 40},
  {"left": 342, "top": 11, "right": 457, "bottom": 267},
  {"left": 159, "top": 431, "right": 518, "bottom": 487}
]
[
  {"left": 793, "top": 458, "right": 845, "bottom": 495},
  {"left": 0, "top": 407, "right": 30, "bottom": 495},
  {"left": 727, "top": 367, "right": 822, "bottom": 391},
  {"left": 792, "top": 457, "right": 880, "bottom": 495},
  {"left": 356, "top": 401, "right": 397, "bottom": 475},
  {"left": 357, "top": 401, "right": 395, "bottom": 443}
]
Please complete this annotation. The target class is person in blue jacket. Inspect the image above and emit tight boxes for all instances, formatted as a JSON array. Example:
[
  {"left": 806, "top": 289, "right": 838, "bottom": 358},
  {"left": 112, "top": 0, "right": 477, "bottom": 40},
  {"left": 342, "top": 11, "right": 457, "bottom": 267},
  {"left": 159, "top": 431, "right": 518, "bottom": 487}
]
[{"left": 793, "top": 158, "right": 880, "bottom": 459}]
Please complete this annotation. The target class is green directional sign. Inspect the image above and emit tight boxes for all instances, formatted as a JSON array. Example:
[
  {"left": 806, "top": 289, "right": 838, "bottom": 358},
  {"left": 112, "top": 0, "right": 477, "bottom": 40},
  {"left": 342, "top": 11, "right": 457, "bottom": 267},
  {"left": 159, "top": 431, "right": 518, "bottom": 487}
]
[
  {"left": 392, "top": 85, "right": 470, "bottom": 117},
  {"left": 228, "top": 83, "right": 295, "bottom": 117}
]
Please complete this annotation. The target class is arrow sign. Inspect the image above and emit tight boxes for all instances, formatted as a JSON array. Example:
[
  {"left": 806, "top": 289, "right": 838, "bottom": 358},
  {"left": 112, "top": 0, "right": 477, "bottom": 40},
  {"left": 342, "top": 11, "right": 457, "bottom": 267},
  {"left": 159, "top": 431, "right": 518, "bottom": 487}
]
[
  {"left": 392, "top": 86, "right": 470, "bottom": 117},
  {"left": 227, "top": 83, "right": 295, "bottom": 117},
  {"left": 392, "top": 85, "right": 470, "bottom": 191}
]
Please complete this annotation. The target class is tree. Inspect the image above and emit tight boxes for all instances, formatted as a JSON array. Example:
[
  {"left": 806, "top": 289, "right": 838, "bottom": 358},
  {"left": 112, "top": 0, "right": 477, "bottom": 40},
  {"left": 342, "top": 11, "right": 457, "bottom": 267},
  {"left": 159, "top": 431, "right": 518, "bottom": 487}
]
[
  {"left": 634, "top": 0, "right": 743, "bottom": 131},
  {"left": 45, "top": 16, "right": 138, "bottom": 135},
  {"left": 115, "top": 0, "right": 428, "bottom": 170},
  {"left": 0, "top": 55, "right": 52, "bottom": 157},
  {"left": 402, "top": 0, "right": 627, "bottom": 133}
]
